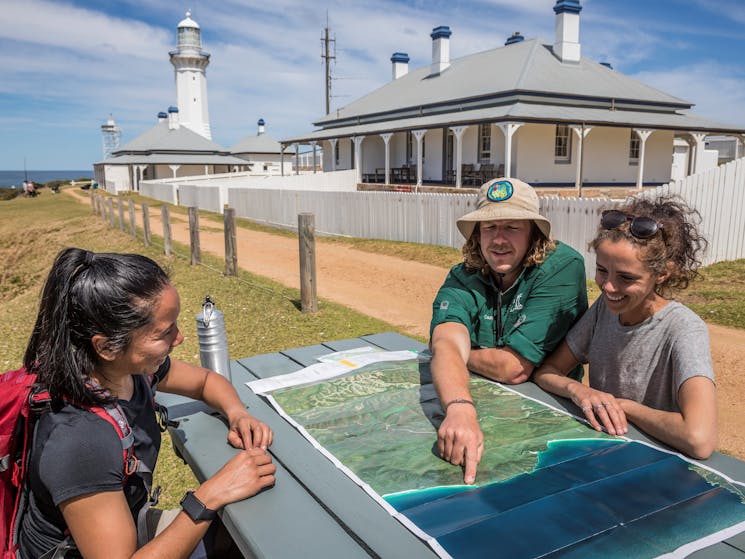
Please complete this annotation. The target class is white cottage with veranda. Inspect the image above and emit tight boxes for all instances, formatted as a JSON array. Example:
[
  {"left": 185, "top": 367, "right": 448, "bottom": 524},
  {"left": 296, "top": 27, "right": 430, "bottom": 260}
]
[{"left": 283, "top": 0, "right": 745, "bottom": 190}]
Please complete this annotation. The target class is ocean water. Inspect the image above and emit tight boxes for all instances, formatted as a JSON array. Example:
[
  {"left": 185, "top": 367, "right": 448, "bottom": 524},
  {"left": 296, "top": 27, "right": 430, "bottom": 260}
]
[{"left": 0, "top": 170, "right": 93, "bottom": 187}]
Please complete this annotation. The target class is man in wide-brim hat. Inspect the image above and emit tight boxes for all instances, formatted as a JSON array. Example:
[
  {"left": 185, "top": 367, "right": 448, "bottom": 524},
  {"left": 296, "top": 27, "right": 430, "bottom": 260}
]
[{"left": 430, "top": 178, "right": 587, "bottom": 484}]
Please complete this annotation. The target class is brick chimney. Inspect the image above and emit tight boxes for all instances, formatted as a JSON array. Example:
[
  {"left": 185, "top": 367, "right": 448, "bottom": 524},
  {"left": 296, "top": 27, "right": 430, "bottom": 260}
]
[
  {"left": 505, "top": 32, "right": 524, "bottom": 46},
  {"left": 168, "top": 106, "right": 180, "bottom": 130},
  {"left": 430, "top": 26, "right": 452, "bottom": 75},
  {"left": 391, "top": 52, "right": 410, "bottom": 80},
  {"left": 553, "top": 0, "right": 582, "bottom": 63}
]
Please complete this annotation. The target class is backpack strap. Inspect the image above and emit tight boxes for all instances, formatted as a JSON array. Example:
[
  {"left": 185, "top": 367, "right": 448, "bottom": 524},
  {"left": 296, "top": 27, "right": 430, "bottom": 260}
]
[
  {"left": 86, "top": 399, "right": 161, "bottom": 550},
  {"left": 146, "top": 372, "right": 179, "bottom": 433},
  {"left": 86, "top": 402, "right": 140, "bottom": 483}
]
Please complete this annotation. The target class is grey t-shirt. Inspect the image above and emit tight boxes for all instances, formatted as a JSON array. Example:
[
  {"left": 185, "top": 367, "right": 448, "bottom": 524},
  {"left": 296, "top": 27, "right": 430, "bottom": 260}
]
[{"left": 565, "top": 298, "right": 714, "bottom": 412}]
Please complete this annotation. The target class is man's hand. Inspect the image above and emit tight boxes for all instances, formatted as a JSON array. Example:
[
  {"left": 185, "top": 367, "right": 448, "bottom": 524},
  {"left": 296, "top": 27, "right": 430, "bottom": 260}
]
[{"left": 437, "top": 402, "right": 483, "bottom": 484}]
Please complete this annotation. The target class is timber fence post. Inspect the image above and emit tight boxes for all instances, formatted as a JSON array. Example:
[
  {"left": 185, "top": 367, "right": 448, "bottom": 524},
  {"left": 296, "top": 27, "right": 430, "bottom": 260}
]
[
  {"left": 142, "top": 203, "right": 151, "bottom": 246},
  {"left": 298, "top": 212, "right": 318, "bottom": 313},
  {"left": 189, "top": 206, "right": 201, "bottom": 265},
  {"left": 128, "top": 200, "right": 136, "bottom": 237},
  {"left": 162, "top": 205, "right": 172, "bottom": 257},
  {"left": 90, "top": 191, "right": 95, "bottom": 213},
  {"left": 224, "top": 207, "right": 237, "bottom": 277},
  {"left": 117, "top": 198, "right": 125, "bottom": 232},
  {"left": 107, "top": 198, "right": 115, "bottom": 227}
]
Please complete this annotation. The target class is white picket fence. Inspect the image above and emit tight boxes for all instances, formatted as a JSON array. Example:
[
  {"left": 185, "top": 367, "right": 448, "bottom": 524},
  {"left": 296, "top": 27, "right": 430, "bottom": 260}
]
[
  {"left": 140, "top": 158, "right": 745, "bottom": 277},
  {"left": 228, "top": 189, "right": 477, "bottom": 250},
  {"left": 643, "top": 157, "right": 745, "bottom": 265}
]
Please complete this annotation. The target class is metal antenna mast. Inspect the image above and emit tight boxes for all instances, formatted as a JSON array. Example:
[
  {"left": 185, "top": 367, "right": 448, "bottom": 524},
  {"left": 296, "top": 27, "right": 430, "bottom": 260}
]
[{"left": 321, "top": 13, "right": 336, "bottom": 115}]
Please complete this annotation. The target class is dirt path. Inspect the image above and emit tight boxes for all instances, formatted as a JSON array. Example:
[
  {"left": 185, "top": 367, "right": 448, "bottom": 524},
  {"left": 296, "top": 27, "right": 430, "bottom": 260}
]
[{"left": 73, "top": 190, "right": 745, "bottom": 458}]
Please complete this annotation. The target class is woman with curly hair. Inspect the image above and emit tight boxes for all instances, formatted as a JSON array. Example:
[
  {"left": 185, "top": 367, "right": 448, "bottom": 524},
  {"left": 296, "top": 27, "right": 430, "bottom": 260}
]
[
  {"left": 430, "top": 178, "right": 588, "bottom": 484},
  {"left": 534, "top": 195, "right": 716, "bottom": 459}
]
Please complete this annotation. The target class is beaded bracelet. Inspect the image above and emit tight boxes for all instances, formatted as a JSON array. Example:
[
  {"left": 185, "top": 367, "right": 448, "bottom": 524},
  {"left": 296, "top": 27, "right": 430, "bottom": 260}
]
[{"left": 444, "top": 398, "right": 476, "bottom": 412}]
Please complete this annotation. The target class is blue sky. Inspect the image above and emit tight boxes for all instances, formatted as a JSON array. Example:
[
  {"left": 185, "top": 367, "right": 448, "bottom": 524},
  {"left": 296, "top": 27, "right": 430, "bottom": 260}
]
[{"left": 2, "top": 0, "right": 744, "bottom": 170}]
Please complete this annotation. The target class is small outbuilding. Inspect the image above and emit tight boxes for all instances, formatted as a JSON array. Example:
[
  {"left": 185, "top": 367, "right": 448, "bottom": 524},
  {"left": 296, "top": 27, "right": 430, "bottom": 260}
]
[{"left": 230, "top": 119, "right": 291, "bottom": 175}]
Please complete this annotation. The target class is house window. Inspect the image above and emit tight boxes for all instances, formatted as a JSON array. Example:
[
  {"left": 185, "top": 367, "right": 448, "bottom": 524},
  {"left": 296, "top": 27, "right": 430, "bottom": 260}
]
[
  {"left": 554, "top": 124, "right": 571, "bottom": 162},
  {"left": 629, "top": 130, "right": 640, "bottom": 163},
  {"left": 334, "top": 141, "right": 340, "bottom": 165},
  {"left": 479, "top": 124, "right": 491, "bottom": 163}
]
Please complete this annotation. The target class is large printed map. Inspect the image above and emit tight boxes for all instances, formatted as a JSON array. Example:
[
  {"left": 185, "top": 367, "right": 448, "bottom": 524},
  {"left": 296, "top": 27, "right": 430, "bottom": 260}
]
[{"left": 250, "top": 351, "right": 745, "bottom": 559}]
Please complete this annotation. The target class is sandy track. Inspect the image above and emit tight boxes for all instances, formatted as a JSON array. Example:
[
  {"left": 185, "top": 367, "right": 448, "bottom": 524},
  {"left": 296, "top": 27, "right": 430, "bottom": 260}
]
[{"left": 72, "top": 189, "right": 745, "bottom": 458}]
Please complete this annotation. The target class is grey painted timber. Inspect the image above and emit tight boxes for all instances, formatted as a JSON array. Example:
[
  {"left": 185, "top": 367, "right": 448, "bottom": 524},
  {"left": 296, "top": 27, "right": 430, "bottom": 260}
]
[{"left": 160, "top": 332, "right": 745, "bottom": 559}]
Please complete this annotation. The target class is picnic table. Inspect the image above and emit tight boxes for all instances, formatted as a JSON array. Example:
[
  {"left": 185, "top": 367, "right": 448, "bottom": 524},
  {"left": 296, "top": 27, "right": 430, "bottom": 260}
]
[{"left": 158, "top": 332, "right": 745, "bottom": 559}]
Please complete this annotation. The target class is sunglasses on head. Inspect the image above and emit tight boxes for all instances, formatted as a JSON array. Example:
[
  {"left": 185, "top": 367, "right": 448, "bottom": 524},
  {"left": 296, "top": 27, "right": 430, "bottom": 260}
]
[{"left": 600, "top": 210, "right": 663, "bottom": 239}]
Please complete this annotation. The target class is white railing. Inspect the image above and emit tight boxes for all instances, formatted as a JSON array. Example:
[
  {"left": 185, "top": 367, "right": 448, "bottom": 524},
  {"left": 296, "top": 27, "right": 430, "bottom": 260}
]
[
  {"left": 140, "top": 169, "right": 358, "bottom": 212},
  {"left": 139, "top": 159, "right": 745, "bottom": 276}
]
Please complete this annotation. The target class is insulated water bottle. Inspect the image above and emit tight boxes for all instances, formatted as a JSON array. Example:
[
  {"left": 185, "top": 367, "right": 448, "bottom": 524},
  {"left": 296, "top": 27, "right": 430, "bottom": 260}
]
[{"left": 195, "top": 295, "right": 231, "bottom": 381}]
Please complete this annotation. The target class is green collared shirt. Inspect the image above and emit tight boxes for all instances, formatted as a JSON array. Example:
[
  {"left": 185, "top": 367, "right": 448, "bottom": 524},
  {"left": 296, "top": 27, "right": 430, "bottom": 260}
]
[{"left": 431, "top": 242, "right": 587, "bottom": 380}]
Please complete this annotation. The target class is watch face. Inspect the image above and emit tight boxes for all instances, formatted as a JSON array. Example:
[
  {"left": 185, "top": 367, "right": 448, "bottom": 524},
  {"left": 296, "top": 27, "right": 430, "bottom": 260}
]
[{"left": 181, "top": 491, "right": 217, "bottom": 521}]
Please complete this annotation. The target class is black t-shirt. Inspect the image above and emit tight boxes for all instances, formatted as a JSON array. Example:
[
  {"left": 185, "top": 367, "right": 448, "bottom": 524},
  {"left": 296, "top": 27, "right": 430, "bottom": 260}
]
[{"left": 18, "top": 360, "right": 170, "bottom": 559}]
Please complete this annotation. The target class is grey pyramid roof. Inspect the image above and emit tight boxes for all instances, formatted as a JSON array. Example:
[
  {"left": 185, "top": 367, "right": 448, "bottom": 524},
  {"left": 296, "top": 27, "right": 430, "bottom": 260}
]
[
  {"left": 314, "top": 39, "right": 691, "bottom": 128},
  {"left": 114, "top": 121, "right": 229, "bottom": 154},
  {"left": 97, "top": 121, "right": 247, "bottom": 165},
  {"left": 230, "top": 133, "right": 282, "bottom": 155}
]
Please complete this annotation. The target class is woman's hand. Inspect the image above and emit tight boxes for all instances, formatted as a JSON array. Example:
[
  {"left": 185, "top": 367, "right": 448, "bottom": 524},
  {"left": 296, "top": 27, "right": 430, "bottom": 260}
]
[
  {"left": 197, "top": 448, "right": 276, "bottom": 511},
  {"left": 568, "top": 383, "right": 628, "bottom": 436},
  {"left": 227, "top": 412, "right": 273, "bottom": 450}
]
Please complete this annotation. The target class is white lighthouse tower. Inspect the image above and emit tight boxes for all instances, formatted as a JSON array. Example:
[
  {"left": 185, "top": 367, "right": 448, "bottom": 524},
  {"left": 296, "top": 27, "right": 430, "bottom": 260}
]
[{"left": 169, "top": 11, "right": 212, "bottom": 139}]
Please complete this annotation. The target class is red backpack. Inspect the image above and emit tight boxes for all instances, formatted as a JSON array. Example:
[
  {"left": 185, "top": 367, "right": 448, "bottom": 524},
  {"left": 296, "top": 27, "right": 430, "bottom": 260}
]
[{"left": 1, "top": 367, "right": 139, "bottom": 559}]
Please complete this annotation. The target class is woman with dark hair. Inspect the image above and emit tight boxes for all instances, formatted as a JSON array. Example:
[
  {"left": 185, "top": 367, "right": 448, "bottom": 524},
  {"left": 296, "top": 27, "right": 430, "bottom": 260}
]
[
  {"left": 534, "top": 196, "right": 717, "bottom": 459},
  {"left": 430, "top": 178, "right": 588, "bottom": 484},
  {"left": 19, "top": 247, "right": 275, "bottom": 558}
]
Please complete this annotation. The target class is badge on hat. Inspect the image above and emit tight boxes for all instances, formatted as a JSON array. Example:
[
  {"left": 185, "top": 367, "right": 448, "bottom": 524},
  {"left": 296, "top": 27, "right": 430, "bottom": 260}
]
[{"left": 486, "top": 180, "right": 514, "bottom": 202}]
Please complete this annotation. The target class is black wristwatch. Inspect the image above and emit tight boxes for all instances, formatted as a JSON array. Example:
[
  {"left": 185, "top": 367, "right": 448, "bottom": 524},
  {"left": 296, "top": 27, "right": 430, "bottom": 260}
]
[{"left": 180, "top": 491, "right": 218, "bottom": 522}]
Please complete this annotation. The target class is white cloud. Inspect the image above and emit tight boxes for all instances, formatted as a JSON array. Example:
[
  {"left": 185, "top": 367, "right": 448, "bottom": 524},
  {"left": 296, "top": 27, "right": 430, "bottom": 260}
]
[{"left": 2, "top": 0, "right": 171, "bottom": 61}]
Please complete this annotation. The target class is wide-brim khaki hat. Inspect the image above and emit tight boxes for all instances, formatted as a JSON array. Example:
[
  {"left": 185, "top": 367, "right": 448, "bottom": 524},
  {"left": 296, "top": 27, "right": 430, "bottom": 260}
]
[{"left": 456, "top": 177, "right": 551, "bottom": 239}]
